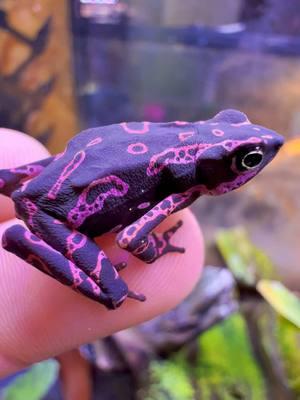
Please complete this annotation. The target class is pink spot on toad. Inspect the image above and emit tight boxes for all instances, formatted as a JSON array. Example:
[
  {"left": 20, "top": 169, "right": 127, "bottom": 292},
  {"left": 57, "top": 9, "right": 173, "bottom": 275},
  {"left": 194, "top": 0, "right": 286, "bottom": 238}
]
[
  {"left": 174, "top": 121, "right": 188, "bottom": 126},
  {"left": 127, "top": 143, "right": 148, "bottom": 155},
  {"left": 262, "top": 135, "right": 273, "bottom": 139},
  {"left": 0, "top": 178, "right": 4, "bottom": 189},
  {"left": 178, "top": 131, "right": 195, "bottom": 142},
  {"left": 121, "top": 122, "right": 150, "bottom": 134},
  {"left": 87, "top": 137, "right": 103, "bottom": 147},
  {"left": 232, "top": 121, "right": 250, "bottom": 127},
  {"left": 138, "top": 202, "right": 151, "bottom": 210},
  {"left": 212, "top": 129, "right": 225, "bottom": 137}
]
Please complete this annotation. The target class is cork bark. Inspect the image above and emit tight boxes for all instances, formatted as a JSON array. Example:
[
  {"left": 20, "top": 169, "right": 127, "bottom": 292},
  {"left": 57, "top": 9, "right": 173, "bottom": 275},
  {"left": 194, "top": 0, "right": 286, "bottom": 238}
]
[{"left": 0, "top": 0, "right": 78, "bottom": 153}]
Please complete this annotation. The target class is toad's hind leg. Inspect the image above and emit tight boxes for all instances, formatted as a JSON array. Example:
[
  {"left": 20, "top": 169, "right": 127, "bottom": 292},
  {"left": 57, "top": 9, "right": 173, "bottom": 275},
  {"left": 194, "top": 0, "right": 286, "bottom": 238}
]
[
  {"left": 8, "top": 200, "right": 145, "bottom": 308},
  {"left": 0, "top": 156, "right": 55, "bottom": 197},
  {"left": 2, "top": 224, "right": 109, "bottom": 304}
]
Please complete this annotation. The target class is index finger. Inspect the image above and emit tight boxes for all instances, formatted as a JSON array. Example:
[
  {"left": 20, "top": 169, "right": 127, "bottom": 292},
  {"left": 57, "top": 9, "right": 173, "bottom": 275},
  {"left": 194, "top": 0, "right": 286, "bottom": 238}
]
[{"left": 0, "top": 129, "right": 50, "bottom": 222}]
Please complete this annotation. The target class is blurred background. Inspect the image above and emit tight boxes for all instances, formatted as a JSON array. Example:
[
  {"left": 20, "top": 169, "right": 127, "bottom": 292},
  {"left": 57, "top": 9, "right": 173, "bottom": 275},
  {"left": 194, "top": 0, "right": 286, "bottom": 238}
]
[{"left": 0, "top": 1, "right": 299, "bottom": 399}]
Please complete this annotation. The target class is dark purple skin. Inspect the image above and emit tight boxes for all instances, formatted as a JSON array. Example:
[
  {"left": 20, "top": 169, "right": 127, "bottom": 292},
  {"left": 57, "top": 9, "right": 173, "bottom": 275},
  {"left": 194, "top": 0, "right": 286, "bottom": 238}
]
[{"left": 0, "top": 110, "right": 284, "bottom": 309}]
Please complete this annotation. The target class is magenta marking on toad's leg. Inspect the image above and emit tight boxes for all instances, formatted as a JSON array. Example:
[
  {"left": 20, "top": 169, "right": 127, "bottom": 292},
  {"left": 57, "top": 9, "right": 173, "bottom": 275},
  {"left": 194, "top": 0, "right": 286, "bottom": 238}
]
[
  {"left": 3, "top": 224, "right": 104, "bottom": 303},
  {"left": 117, "top": 192, "right": 197, "bottom": 263},
  {"left": 24, "top": 230, "right": 84, "bottom": 282},
  {"left": 11, "top": 164, "right": 44, "bottom": 177},
  {"left": 66, "top": 232, "right": 87, "bottom": 262},
  {"left": 9, "top": 155, "right": 55, "bottom": 182},
  {"left": 118, "top": 194, "right": 193, "bottom": 248},
  {"left": 120, "top": 122, "right": 150, "bottom": 134},
  {"left": 21, "top": 198, "right": 38, "bottom": 228},
  {"left": 26, "top": 229, "right": 102, "bottom": 298},
  {"left": 90, "top": 251, "right": 128, "bottom": 288},
  {"left": 90, "top": 250, "right": 106, "bottom": 283},
  {"left": 68, "top": 175, "right": 129, "bottom": 228},
  {"left": 0, "top": 156, "right": 54, "bottom": 197},
  {"left": 28, "top": 210, "right": 144, "bottom": 309},
  {"left": 66, "top": 260, "right": 100, "bottom": 295},
  {"left": 25, "top": 230, "right": 52, "bottom": 250},
  {"left": 48, "top": 150, "right": 86, "bottom": 200}
]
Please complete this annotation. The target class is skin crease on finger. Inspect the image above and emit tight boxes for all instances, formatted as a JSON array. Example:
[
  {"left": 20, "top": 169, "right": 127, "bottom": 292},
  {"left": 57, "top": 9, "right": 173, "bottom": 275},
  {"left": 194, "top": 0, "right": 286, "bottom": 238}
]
[{"left": 0, "top": 129, "right": 204, "bottom": 378}]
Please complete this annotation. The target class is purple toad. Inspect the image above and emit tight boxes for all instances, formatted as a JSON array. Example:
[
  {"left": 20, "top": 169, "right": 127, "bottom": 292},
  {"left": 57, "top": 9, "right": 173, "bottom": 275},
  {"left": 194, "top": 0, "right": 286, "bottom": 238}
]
[{"left": 0, "top": 110, "right": 284, "bottom": 309}]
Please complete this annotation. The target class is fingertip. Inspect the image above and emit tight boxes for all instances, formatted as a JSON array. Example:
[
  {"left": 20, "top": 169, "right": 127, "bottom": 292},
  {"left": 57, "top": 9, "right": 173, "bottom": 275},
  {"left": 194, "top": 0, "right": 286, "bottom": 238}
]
[
  {"left": 0, "top": 210, "right": 204, "bottom": 370},
  {"left": 0, "top": 129, "right": 50, "bottom": 168}
]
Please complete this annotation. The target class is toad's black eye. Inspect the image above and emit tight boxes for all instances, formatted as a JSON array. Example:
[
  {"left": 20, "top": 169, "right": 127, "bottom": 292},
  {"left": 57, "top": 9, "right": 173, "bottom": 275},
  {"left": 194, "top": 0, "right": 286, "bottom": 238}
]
[{"left": 234, "top": 149, "right": 264, "bottom": 171}]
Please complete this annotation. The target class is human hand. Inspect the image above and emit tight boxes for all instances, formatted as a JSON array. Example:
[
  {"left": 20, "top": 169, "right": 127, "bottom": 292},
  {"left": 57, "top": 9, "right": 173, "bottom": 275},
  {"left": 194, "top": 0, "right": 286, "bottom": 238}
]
[{"left": 0, "top": 129, "right": 204, "bottom": 378}]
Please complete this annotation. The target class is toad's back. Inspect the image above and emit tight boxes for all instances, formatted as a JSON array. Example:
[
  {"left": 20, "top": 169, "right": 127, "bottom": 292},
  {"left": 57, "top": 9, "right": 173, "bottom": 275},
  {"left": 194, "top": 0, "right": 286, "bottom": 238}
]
[{"left": 13, "top": 122, "right": 199, "bottom": 236}]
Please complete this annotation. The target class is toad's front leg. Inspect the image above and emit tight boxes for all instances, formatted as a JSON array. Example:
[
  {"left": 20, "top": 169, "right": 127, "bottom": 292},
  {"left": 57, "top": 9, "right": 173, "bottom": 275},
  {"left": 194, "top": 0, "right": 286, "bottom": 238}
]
[
  {"left": 117, "top": 192, "right": 198, "bottom": 263},
  {"left": 3, "top": 205, "right": 145, "bottom": 309}
]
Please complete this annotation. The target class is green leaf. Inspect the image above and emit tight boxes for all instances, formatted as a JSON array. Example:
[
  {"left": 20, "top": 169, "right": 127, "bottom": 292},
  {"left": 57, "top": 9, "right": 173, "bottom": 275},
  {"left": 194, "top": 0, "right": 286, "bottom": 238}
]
[
  {"left": 276, "top": 316, "right": 300, "bottom": 395},
  {"left": 257, "top": 280, "right": 300, "bottom": 328},
  {"left": 3, "top": 360, "right": 59, "bottom": 400},
  {"left": 216, "top": 227, "right": 277, "bottom": 286},
  {"left": 250, "top": 301, "right": 300, "bottom": 398}
]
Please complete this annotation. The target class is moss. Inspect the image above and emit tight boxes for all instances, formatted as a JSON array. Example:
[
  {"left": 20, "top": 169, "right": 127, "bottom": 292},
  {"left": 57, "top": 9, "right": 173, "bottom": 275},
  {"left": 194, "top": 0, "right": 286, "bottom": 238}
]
[
  {"left": 145, "top": 314, "right": 267, "bottom": 400},
  {"left": 196, "top": 313, "right": 267, "bottom": 399},
  {"left": 146, "top": 353, "right": 195, "bottom": 400}
]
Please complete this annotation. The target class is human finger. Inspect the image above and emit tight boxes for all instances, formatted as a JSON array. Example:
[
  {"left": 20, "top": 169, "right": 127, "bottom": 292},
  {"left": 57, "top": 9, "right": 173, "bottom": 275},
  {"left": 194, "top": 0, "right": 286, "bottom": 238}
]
[{"left": 0, "top": 209, "right": 203, "bottom": 377}]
